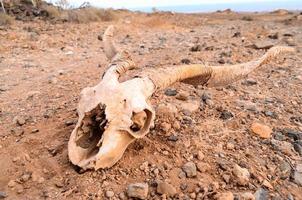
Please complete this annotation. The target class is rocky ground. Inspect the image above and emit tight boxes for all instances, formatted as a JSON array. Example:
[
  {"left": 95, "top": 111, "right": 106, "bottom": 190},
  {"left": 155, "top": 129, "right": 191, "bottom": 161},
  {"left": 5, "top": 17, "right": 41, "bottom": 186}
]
[{"left": 0, "top": 8, "right": 302, "bottom": 200}]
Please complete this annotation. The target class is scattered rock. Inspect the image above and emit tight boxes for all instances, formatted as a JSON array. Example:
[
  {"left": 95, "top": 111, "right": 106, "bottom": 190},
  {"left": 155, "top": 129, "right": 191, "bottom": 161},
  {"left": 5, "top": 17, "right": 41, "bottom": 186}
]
[
  {"left": 271, "top": 139, "right": 294, "bottom": 155},
  {"left": 167, "top": 135, "right": 178, "bottom": 142},
  {"left": 11, "top": 128, "right": 24, "bottom": 136},
  {"left": 214, "top": 191, "right": 234, "bottom": 200},
  {"left": 205, "top": 99, "right": 214, "bottom": 106},
  {"left": 156, "top": 103, "right": 178, "bottom": 119},
  {"left": 264, "top": 111, "right": 277, "bottom": 118},
  {"left": 97, "top": 34, "right": 102, "bottom": 41},
  {"left": 7, "top": 180, "right": 16, "bottom": 188},
  {"left": 284, "top": 37, "right": 296, "bottom": 46},
  {"left": 54, "top": 179, "right": 64, "bottom": 188},
  {"left": 197, "top": 151, "right": 205, "bottom": 160},
  {"left": 233, "top": 32, "right": 241, "bottom": 37},
  {"left": 296, "top": 164, "right": 302, "bottom": 173},
  {"left": 16, "top": 186, "right": 24, "bottom": 194},
  {"left": 178, "top": 170, "right": 186, "bottom": 179},
  {"left": 220, "top": 110, "right": 234, "bottom": 120},
  {"left": 105, "top": 190, "right": 114, "bottom": 198},
  {"left": 179, "top": 100, "right": 200, "bottom": 113},
  {"left": 0, "top": 191, "right": 7, "bottom": 199},
  {"left": 164, "top": 89, "right": 177, "bottom": 96},
  {"left": 156, "top": 181, "right": 177, "bottom": 197},
  {"left": 242, "top": 79, "right": 257, "bottom": 86},
  {"left": 218, "top": 58, "right": 225, "bottom": 64},
  {"left": 262, "top": 180, "right": 273, "bottom": 190},
  {"left": 222, "top": 174, "right": 231, "bottom": 183},
  {"left": 20, "top": 173, "right": 31, "bottom": 182},
  {"left": 292, "top": 171, "right": 302, "bottom": 186},
  {"left": 127, "top": 183, "right": 149, "bottom": 199},
  {"left": 119, "top": 192, "right": 126, "bottom": 200},
  {"left": 226, "top": 142, "right": 235, "bottom": 150},
  {"left": 240, "top": 192, "right": 255, "bottom": 200},
  {"left": 254, "top": 188, "right": 268, "bottom": 200},
  {"left": 190, "top": 44, "right": 202, "bottom": 52},
  {"left": 182, "top": 161, "right": 197, "bottom": 178},
  {"left": 176, "top": 91, "right": 189, "bottom": 101},
  {"left": 250, "top": 122, "right": 272, "bottom": 138},
  {"left": 65, "top": 119, "right": 76, "bottom": 126},
  {"left": 31, "top": 128, "right": 39, "bottom": 133},
  {"left": 283, "top": 129, "right": 301, "bottom": 141},
  {"left": 279, "top": 161, "right": 291, "bottom": 178},
  {"left": 160, "top": 122, "right": 171, "bottom": 133},
  {"left": 232, "top": 164, "right": 250, "bottom": 185},
  {"left": 251, "top": 41, "right": 274, "bottom": 50},
  {"left": 181, "top": 58, "right": 191, "bottom": 64},
  {"left": 196, "top": 162, "right": 210, "bottom": 173},
  {"left": 13, "top": 116, "right": 26, "bottom": 126},
  {"left": 268, "top": 32, "right": 279, "bottom": 39},
  {"left": 57, "top": 70, "right": 65, "bottom": 75},
  {"left": 293, "top": 141, "right": 302, "bottom": 155},
  {"left": 201, "top": 91, "right": 212, "bottom": 101}
]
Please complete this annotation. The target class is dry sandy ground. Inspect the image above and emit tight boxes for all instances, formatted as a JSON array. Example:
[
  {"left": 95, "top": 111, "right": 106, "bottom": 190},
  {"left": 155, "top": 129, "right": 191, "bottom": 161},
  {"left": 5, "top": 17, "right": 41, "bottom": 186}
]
[{"left": 0, "top": 10, "right": 302, "bottom": 200}]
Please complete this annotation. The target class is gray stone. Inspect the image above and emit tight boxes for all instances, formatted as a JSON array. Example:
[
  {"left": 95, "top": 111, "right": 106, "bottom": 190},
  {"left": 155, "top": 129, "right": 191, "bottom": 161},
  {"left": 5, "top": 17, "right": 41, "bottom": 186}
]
[
  {"left": 294, "top": 141, "right": 302, "bottom": 156},
  {"left": 254, "top": 188, "right": 268, "bottom": 200},
  {"left": 279, "top": 161, "right": 291, "bottom": 178},
  {"left": 65, "top": 119, "right": 76, "bottom": 126},
  {"left": 164, "top": 89, "right": 177, "bottom": 96},
  {"left": 167, "top": 135, "right": 178, "bottom": 142},
  {"left": 127, "top": 183, "right": 148, "bottom": 199},
  {"left": 182, "top": 161, "right": 197, "bottom": 178},
  {"left": 201, "top": 91, "right": 212, "bottom": 101},
  {"left": 283, "top": 129, "right": 301, "bottom": 141},
  {"left": 292, "top": 171, "right": 302, "bottom": 186},
  {"left": 220, "top": 110, "right": 234, "bottom": 120},
  {"left": 242, "top": 79, "right": 257, "bottom": 86},
  {"left": 0, "top": 191, "right": 7, "bottom": 199}
]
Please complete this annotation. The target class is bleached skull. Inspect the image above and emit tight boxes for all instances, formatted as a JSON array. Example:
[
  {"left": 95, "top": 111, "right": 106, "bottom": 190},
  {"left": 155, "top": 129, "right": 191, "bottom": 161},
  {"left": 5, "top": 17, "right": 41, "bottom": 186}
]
[
  {"left": 68, "top": 25, "right": 294, "bottom": 170},
  {"left": 68, "top": 53, "right": 156, "bottom": 170}
]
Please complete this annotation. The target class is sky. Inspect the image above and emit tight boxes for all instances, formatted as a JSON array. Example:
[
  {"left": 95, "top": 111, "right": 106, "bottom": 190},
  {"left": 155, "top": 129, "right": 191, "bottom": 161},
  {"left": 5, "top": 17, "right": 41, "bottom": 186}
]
[{"left": 46, "top": 0, "right": 301, "bottom": 11}]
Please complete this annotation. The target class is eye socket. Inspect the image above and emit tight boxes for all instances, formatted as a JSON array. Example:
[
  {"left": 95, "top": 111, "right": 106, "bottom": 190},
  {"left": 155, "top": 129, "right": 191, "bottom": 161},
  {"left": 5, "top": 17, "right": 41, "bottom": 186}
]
[
  {"left": 129, "top": 109, "right": 153, "bottom": 138},
  {"left": 130, "top": 111, "right": 147, "bottom": 132}
]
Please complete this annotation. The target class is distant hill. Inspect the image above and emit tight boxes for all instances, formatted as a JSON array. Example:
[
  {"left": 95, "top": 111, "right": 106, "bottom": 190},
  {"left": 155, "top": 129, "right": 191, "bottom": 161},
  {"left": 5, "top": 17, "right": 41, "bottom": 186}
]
[{"left": 133, "top": 1, "right": 302, "bottom": 13}]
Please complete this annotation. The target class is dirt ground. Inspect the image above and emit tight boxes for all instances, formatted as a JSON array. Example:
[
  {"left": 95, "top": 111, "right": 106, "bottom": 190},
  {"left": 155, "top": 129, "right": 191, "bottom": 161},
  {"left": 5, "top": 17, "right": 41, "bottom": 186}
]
[{"left": 0, "top": 9, "right": 302, "bottom": 200}]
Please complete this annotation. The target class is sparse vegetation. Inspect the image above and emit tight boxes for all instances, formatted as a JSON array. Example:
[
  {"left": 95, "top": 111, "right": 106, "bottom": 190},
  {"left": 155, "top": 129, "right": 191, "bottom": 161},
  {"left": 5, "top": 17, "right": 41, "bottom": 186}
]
[
  {"left": 65, "top": 8, "right": 117, "bottom": 23},
  {"left": 241, "top": 15, "right": 253, "bottom": 21},
  {"left": 2, "top": 0, "right": 118, "bottom": 23},
  {"left": 53, "top": 7, "right": 118, "bottom": 23},
  {"left": 0, "top": 12, "right": 13, "bottom": 26}
]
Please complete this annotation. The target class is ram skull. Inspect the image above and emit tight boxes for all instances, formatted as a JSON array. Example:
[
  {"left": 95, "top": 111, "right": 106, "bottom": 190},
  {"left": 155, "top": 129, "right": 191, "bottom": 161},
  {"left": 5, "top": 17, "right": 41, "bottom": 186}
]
[{"left": 68, "top": 25, "right": 294, "bottom": 170}]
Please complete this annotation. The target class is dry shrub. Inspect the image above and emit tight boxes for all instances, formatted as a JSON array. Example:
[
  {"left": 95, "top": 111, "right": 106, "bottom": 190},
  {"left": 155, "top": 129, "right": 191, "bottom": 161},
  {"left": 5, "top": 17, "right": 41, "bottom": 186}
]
[
  {"left": 66, "top": 8, "right": 117, "bottom": 23},
  {"left": 0, "top": 13, "right": 14, "bottom": 26},
  {"left": 42, "top": 5, "right": 61, "bottom": 19},
  {"left": 40, "top": 6, "right": 117, "bottom": 23}
]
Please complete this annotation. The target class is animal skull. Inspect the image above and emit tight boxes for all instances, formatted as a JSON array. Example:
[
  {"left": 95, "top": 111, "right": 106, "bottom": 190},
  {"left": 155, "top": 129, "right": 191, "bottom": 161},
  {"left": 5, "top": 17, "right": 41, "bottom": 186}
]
[{"left": 68, "top": 25, "right": 294, "bottom": 170}]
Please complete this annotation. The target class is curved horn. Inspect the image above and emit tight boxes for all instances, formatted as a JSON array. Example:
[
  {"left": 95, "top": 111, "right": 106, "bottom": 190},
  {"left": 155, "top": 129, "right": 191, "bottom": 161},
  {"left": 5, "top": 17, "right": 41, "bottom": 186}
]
[
  {"left": 102, "top": 26, "right": 136, "bottom": 81},
  {"left": 145, "top": 46, "right": 294, "bottom": 89},
  {"left": 103, "top": 25, "right": 119, "bottom": 60}
]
